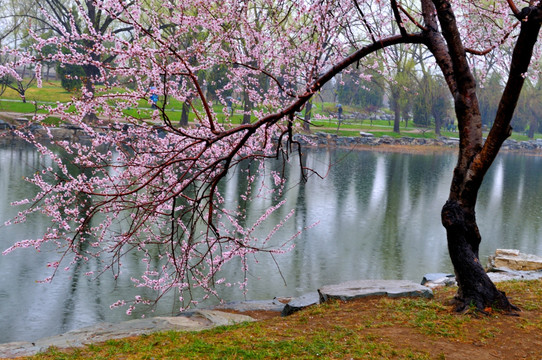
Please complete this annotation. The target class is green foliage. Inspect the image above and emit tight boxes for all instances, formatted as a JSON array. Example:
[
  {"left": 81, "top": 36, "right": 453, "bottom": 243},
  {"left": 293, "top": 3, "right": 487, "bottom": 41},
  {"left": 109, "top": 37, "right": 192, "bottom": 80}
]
[
  {"left": 478, "top": 72, "right": 503, "bottom": 127},
  {"left": 411, "top": 73, "right": 451, "bottom": 132},
  {"left": 205, "top": 64, "right": 233, "bottom": 102},
  {"left": 56, "top": 64, "right": 85, "bottom": 92},
  {"left": 514, "top": 75, "right": 542, "bottom": 138},
  {"left": 336, "top": 65, "right": 384, "bottom": 111},
  {"left": 412, "top": 92, "right": 431, "bottom": 126}
]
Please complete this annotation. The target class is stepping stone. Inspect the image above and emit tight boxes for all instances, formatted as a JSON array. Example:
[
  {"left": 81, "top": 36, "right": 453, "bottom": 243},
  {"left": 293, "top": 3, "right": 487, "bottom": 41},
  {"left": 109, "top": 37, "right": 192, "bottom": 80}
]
[
  {"left": 318, "top": 279, "right": 433, "bottom": 303},
  {"left": 212, "top": 299, "right": 285, "bottom": 313},
  {"left": 281, "top": 292, "right": 320, "bottom": 316}
]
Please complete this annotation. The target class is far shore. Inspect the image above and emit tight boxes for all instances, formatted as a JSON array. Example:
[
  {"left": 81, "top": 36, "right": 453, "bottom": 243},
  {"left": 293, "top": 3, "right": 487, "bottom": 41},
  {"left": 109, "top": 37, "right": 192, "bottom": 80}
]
[{"left": 2, "top": 111, "right": 542, "bottom": 156}]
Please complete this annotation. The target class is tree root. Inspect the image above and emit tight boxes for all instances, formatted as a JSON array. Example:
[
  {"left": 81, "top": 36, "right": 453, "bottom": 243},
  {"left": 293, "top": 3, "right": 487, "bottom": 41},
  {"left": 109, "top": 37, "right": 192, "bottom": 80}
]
[{"left": 450, "top": 289, "right": 520, "bottom": 316}]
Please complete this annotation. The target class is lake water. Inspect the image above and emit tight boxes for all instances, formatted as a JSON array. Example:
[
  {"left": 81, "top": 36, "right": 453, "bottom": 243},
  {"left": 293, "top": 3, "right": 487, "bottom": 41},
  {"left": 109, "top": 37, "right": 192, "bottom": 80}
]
[{"left": 1, "top": 140, "right": 542, "bottom": 343}]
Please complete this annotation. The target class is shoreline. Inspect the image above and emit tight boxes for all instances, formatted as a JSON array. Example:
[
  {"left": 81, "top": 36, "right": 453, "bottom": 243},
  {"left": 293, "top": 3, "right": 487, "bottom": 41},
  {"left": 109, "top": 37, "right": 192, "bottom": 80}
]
[
  {"left": 293, "top": 132, "right": 542, "bottom": 155},
  {"left": 2, "top": 109, "right": 542, "bottom": 155}
]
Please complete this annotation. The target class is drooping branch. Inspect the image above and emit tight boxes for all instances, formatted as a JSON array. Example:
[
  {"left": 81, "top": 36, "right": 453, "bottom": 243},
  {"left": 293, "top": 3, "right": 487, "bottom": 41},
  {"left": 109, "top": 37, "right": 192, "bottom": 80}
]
[
  {"left": 465, "top": 22, "right": 519, "bottom": 55},
  {"left": 391, "top": 0, "right": 408, "bottom": 37},
  {"left": 221, "top": 33, "right": 426, "bottom": 139},
  {"left": 397, "top": 2, "right": 428, "bottom": 32},
  {"left": 352, "top": 0, "right": 377, "bottom": 43}
]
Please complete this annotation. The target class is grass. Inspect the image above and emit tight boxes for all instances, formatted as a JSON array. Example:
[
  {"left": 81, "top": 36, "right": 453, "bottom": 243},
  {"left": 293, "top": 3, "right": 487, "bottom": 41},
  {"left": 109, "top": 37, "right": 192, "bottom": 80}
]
[
  {"left": 1, "top": 81, "right": 73, "bottom": 103},
  {"left": 20, "top": 279, "right": 542, "bottom": 360},
  {"left": 2, "top": 81, "right": 542, "bottom": 142},
  {"left": 0, "top": 100, "right": 46, "bottom": 114}
]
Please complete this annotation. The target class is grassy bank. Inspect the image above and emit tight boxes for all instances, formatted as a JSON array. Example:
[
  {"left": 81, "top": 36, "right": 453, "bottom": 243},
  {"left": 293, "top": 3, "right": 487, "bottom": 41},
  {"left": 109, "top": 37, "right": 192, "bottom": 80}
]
[
  {"left": 20, "top": 280, "right": 542, "bottom": 360},
  {"left": 2, "top": 81, "right": 540, "bottom": 142}
]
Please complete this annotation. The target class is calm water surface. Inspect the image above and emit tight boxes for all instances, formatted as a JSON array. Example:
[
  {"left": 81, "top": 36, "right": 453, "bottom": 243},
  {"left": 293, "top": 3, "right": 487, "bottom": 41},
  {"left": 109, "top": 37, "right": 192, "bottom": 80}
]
[{"left": 1, "top": 141, "right": 542, "bottom": 343}]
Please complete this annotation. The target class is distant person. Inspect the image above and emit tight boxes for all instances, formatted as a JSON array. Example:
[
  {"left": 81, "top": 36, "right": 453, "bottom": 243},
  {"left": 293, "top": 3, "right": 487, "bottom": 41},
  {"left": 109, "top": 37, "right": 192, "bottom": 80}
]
[
  {"left": 149, "top": 86, "right": 158, "bottom": 109},
  {"left": 226, "top": 96, "right": 233, "bottom": 115},
  {"left": 336, "top": 103, "right": 343, "bottom": 121}
]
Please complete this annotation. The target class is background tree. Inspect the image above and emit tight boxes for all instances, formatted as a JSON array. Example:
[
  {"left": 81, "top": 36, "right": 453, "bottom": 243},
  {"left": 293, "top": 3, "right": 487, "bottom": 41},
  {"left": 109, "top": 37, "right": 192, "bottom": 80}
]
[
  {"left": 56, "top": 63, "right": 85, "bottom": 92},
  {"left": 524, "top": 76, "right": 542, "bottom": 138},
  {"left": 412, "top": 73, "right": 432, "bottom": 127},
  {"left": 478, "top": 71, "right": 504, "bottom": 129},
  {"left": 412, "top": 73, "right": 451, "bottom": 134},
  {"left": 429, "top": 75, "right": 451, "bottom": 135},
  {"left": 388, "top": 55, "right": 417, "bottom": 133},
  {"left": 336, "top": 65, "right": 385, "bottom": 111}
]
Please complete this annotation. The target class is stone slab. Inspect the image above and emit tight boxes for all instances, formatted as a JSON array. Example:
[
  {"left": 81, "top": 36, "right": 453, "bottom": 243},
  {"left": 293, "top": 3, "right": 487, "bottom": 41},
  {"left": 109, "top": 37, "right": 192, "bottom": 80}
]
[
  {"left": 318, "top": 280, "right": 433, "bottom": 303},
  {"left": 421, "top": 273, "right": 454, "bottom": 284},
  {"left": 281, "top": 292, "right": 320, "bottom": 316},
  {"left": 421, "top": 269, "right": 542, "bottom": 289},
  {"left": 488, "top": 249, "right": 542, "bottom": 271},
  {"left": 421, "top": 273, "right": 457, "bottom": 288},
  {"left": 488, "top": 269, "right": 542, "bottom": 283},
  {"left": 0, "top": 310, "right": 254, "bottom": 358},
  {"left": 194, "top": 309, "right": 254, "bottom": 327},
  {"left": 212, "top": 299, "right": 285, "bottom": 313}
]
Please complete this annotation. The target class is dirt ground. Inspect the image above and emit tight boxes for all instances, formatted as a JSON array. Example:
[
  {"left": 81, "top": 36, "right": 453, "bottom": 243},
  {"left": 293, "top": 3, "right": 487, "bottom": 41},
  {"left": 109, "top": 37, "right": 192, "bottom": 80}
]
[{"left": 226, "top": 287, "right": 542, "bottom": 360}]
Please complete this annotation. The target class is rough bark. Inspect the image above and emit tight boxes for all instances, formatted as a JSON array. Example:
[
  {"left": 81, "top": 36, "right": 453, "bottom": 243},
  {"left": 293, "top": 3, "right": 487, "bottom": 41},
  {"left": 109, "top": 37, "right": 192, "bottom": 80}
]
[
  {"left": 393, "top": 105, "right": 400, "bottom": 133},
  {"left": 390, "top": 88, "right": 401, "bottom": 134},
  {"left": 180, "top": 100, "right": 190, "bottom": 127},
  {"left": 442, "top": 200, "right": 518, "bottom": 313},
  {"left": 303, "top": 100, "right": 312, "bottom": 133},
  {"left": 424, "top": 0, "right": 542, "bottom": 313},
  {"left": 242, "top": 89, "right": 252, "bottom": 125}
]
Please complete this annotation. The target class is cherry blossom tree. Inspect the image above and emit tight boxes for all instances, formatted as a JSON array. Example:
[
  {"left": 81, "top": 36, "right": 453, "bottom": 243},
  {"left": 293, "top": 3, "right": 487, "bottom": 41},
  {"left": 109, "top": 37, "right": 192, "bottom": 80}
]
[{"left": 2, "top": 0, "right": 541, "bottom": 314}]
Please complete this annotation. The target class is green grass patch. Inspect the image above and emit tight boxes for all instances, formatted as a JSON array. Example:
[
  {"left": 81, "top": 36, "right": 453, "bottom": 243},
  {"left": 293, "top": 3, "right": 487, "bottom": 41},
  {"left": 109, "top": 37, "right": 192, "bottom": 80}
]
[
  {"left": 26, "top": 280, "right": 542, "bottom": 360},
  {"left": 2, "top": 83, "right": 542, "bottom": 141},
  {"left": 0, "top": 100, "right": 46, "bottom": 114},
  {"left": 1, "top": 80, "right": 73, "bottom": 103}
]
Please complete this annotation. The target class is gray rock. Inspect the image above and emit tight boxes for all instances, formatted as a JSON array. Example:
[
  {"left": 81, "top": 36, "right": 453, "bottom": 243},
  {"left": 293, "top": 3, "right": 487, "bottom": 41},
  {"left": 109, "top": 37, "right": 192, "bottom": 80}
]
[
  {"left": 421, "top": 273, "right": 454, "bottom": 284},
  {"left": 487, "top": 248, "right": 542, "bottom": 271},
  {"left": 281, "top": 292, "right": 320, "bottom": 316},
  {"left": 421, "top": 266, "right": 542, "bottom": 290},
  {"left": 421, "top": 273, "right": 456, "bottom": 288},
  {"left": 488, "top": 269, "right": 542, "bottom": 282},
  {"left": 213, "top": 299, "right": 285, "bottom": 313},
  {"left": 194, "top": 309, "right": 255, "bottom": 327},
  {"left": 318, "top": 279, "right": 433, "bottom": 303}
]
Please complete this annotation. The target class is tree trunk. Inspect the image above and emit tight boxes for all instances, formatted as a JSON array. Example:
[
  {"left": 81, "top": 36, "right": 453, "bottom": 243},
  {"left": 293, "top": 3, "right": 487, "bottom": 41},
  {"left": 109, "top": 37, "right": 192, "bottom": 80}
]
[
  {"left": 82, "top": 60, "right": 100, "bottom": 123},
  {"left": 433, "top": 110, "right": 442, "bottom": 136},
  {"left": 303, "top": 100, "right": 312, "bottom": 133},
  {"left": 393, "top": 103, "right": 400, "bottom": 133},
  {"left": 242, "top": 89, "right": 251, "bottom": 125},
  {"left": 390, "top": 88, "right": 400, "bottom": 134},
  {"left": 527, "top": 116, "right": 537, "bottom": 139},
  {"left": 401, "top": 107, "right": 409, "bottom": 128},
  {"left": 180, "top": 100, "right": 190, "bottom": 127},
  {"left": 426, "top": 0, "right": 542, "bottom": 313},
  {"left": 441, "top": 200, "right": 516, "bottom": 312}
]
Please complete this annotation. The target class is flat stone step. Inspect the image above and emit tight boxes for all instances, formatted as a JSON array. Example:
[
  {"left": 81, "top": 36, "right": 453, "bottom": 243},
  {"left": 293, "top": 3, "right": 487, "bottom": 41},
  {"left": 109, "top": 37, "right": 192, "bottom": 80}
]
[
  {"left": 212, "top": 299, "right": 285, "bottom": 313},
  {"left": 318, "top": 279, "right": 433, "bottom": 303},
  {"left": 281, "top": 292, "right": 320, "bottom": 316},
  {"left": 488, "top": 248, "right": 542, "bottom": 271}
]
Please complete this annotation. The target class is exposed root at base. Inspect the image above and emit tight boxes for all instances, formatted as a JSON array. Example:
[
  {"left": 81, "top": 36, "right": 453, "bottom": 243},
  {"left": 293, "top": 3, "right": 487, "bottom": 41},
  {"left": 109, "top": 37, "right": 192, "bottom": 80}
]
[{"left": 449, "top": 292, "right": 521, "bottom": 316}]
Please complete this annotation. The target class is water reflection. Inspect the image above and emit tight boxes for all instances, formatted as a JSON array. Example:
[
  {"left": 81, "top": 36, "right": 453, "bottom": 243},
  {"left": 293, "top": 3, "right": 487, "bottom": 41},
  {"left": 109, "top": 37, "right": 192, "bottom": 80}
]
[{"left": 1, "top": 142, "right": 542, "bottom": 344}]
